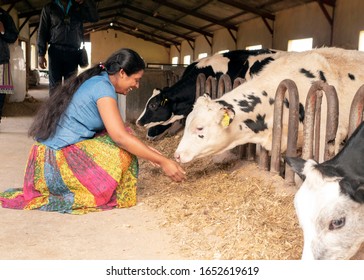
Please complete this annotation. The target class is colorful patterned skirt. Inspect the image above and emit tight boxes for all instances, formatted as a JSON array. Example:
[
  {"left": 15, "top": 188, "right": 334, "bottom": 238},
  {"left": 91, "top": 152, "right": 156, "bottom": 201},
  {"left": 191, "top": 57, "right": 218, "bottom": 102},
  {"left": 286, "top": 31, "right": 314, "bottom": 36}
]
[
  {"left": 0, "top": 63, "right": 14, "bottom": 94},
  {"left": 0, "top": 133, "right": 138, "bottom": 214}
]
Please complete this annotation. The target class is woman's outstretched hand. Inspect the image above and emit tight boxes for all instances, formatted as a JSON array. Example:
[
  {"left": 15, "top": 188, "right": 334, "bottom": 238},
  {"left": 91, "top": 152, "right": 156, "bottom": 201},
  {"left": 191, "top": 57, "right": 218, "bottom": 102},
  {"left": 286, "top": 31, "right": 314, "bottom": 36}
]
[{"left": 160, "top": 158, "right": 186, "bottom": 182}]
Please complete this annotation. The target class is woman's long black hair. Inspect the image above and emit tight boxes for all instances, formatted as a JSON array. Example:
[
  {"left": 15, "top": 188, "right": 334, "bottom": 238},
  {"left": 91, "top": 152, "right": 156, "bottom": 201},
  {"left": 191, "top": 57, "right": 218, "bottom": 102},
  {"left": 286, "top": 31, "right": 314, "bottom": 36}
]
[{"left": 28, "top": 48, "right": 145, "bottom": 141}]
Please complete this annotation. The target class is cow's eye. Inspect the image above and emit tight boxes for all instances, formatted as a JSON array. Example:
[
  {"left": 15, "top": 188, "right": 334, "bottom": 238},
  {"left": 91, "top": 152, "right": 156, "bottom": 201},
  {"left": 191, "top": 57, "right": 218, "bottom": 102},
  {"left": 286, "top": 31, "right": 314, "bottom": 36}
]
[
  {"left": 149, "top": 103, "right": 157, "bottom": 110},
  {"left": 329, "top": 217, "right": 345, "bottom": 230}
]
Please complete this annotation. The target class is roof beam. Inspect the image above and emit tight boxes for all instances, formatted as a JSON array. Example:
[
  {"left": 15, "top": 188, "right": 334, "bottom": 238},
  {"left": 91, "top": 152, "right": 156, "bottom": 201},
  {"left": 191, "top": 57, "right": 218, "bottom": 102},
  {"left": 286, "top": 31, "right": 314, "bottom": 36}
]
[
  {"left": 119, "top": 13, "right": 195, "bottom": 42},
  {"left": 124, "top": 4, "right": 213, "bottom": 38},
  {"left": 152, "top": 0, "right": 238, "bottom": 31},
  {"left": 217, "top": 0, "right": 275, "bottom": 20},
  {"left": 84, "top": 21, "right": 179, "bottom": 47},
  {"left": 318, "top": 0, "right": 336, "bottom": 7}
]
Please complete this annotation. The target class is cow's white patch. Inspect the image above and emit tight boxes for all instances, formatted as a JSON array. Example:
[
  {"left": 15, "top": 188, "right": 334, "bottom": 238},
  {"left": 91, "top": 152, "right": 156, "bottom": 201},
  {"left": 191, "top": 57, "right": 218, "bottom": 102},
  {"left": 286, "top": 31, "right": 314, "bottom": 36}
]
[{"left": 196, "top": 54, "right": 229, "bottom": 74}]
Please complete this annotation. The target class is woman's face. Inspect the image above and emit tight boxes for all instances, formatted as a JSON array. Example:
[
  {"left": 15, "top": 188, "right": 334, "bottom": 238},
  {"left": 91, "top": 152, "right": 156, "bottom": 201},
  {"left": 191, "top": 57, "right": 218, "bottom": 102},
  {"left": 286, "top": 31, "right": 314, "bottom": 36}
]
[{"left": 113, "top": 69, "right": 144, "bottom": 95}]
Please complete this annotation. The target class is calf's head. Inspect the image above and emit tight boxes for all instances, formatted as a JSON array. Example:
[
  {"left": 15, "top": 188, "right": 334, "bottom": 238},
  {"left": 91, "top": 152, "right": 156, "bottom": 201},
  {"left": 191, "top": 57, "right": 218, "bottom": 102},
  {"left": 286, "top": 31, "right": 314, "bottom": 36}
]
[
  {"left": 174, "top": 94, "right": 236, "bottom": 163},
  {"left": 286, "top": 157, "right": 364, "bottom": 260}
]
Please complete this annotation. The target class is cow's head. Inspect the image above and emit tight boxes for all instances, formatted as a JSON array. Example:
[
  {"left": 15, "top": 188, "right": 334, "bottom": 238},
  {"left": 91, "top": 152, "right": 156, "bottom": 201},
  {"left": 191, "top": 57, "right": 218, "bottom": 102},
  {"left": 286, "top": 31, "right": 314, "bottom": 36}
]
[
  {"left": 286, "top": 157, "right": 364, "bottom": 260},
  {"left": 136, "top": 88, "right": 173, "bottom": 128},
  {"left": 136, "top": 88, "right": 187, "bottom": 128},
  {"left": 174, "top": 94, "right": 236, "bottom": 163}
]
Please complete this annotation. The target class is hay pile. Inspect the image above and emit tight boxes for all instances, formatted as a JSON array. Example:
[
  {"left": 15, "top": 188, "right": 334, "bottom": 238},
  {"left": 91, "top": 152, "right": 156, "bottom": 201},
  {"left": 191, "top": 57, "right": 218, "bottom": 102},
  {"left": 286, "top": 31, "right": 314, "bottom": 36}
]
[{"left": 132, "top": 124, "right": 303, "bottom": 260}]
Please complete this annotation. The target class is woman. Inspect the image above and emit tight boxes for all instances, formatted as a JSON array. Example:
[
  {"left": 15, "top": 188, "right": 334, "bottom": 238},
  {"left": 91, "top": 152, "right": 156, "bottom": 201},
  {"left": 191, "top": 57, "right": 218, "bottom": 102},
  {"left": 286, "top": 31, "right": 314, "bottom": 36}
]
[{"left": 0, "top": 48, "right": 186, "bottom": 214}]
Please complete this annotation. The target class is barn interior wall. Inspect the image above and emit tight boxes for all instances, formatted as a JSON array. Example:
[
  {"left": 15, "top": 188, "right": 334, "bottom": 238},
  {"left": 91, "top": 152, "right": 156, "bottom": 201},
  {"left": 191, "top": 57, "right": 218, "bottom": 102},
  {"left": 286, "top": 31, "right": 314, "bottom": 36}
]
[
  {"left": 236, "top": 17, "right": 273, "bottom": 50},
  {"left": 179, "top": 40, "right": 194, "bottom": 64},
  {"left": 211, "top": 29, "right": 237, "bottom": 54},
  {"left": 273, "top": 2, "right": 332, "bottom": 50},
  {"left": 90, "top": 29, "right": 170, "bottom": 66},
  {"left": 194, "top": 36, "right": 212, "bottom": 60},
  {"left": 332, "top": 0, "right": 364, "bottom": 49}
]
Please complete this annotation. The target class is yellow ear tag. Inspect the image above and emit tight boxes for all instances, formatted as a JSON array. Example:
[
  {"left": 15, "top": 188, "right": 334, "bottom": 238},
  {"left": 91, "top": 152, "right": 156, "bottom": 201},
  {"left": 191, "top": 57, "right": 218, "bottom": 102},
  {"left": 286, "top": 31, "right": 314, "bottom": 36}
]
[{"left": 221, "top": 112, "right": 230, "bottom": 127}]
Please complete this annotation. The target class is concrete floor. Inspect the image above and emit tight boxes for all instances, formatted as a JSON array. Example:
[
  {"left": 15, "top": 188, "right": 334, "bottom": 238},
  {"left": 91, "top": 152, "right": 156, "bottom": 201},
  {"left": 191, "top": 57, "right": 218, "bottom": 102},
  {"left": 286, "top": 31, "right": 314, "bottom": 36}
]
[{"left": 0, "top": 84, "right": 183, "bottom": 260}]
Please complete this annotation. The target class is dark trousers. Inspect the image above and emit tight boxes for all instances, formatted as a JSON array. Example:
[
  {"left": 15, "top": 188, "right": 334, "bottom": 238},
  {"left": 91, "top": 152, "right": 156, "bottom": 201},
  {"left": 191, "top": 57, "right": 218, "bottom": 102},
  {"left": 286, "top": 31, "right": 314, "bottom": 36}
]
[
  {"left": 48, "top": 45, "right": 79, "bottom": 96},
  {"left": 0, "top": 93, "right": 5, "bottom": 120}
]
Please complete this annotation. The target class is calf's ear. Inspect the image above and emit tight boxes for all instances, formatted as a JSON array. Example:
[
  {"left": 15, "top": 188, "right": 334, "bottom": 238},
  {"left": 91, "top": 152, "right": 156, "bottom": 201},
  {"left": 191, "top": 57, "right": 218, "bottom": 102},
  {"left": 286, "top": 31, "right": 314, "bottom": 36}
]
[
  {"left": 285, "top": 157, "right": 306, "bottom": 180},
  {"left": 220, "top": 108, "right": 235, "bottom": 127}
]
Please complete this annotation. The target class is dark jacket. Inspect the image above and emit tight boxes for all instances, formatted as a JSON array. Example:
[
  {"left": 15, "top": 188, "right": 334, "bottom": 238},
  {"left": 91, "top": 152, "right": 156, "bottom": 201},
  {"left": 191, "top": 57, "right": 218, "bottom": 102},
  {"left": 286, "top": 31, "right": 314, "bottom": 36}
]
[
  {"left": 0, "top": 8, "right": 19, "bottom": 64},
  {"left": 37, "top": 0, "right": 99, "bottom": 56}
]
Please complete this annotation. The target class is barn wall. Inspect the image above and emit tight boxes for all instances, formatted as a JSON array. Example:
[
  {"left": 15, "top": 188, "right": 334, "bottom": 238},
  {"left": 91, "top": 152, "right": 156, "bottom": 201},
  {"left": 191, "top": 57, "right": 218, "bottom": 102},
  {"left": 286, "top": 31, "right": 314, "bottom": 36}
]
[
  {"left": 212, "top": 29, "right": 237, "bottom": 54},
  {"left": 273, "top": 2, "right": 332, "bottom": 50},
  {"left": 236, "top": 17, "right": 273, "bottom": 50},
  {"left": 180, "top": 40, "right": 194, "bottom": 64},
  {"left": 90, "top": 29, "right": 170, "bottom": 66},
  {"left": 333, "top": 0, "right": 364, "bottom": 49},
  {"left": 194, "top": 36, "right": 212, "bottom": 61}
]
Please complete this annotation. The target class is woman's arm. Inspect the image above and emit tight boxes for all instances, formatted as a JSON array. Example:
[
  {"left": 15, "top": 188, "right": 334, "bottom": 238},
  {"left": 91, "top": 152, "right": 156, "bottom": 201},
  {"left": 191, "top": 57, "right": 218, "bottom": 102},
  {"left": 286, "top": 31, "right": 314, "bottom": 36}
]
[{"left": 97, "top": 97, "right": 186, "bottom": 182}]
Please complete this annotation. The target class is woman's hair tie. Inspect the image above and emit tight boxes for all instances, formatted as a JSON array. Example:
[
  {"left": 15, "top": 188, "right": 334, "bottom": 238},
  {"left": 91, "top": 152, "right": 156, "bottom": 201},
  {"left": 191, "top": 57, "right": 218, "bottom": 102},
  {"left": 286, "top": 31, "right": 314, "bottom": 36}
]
[{"left": 99, "top": 63, "right": 106, "bottom": 70}]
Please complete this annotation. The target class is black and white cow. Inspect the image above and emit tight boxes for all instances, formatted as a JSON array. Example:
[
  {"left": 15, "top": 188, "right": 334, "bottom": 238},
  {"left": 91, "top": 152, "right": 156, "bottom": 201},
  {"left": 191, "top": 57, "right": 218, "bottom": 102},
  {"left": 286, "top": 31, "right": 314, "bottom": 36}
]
[
  {"left": 174, "top": 47, "right": 364, "bottom": 163},
  {"left": 136, "top": 49, "right": 278, "bottom": 139},
  {"left": 286, "top": 121, "right": 364, "bottom": 260}
]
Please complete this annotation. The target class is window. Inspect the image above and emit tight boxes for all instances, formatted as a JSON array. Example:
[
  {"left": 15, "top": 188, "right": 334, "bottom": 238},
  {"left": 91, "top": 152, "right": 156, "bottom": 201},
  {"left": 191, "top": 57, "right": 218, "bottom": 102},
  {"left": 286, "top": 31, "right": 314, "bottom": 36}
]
[
  {"left": 246, "top": 45, "right": 262, "bottom": 50},
  {"left": 358, "top": 31, "right": 364, "bottom": 51},
  {"left": 287, "top": 38, "right": 313, "bottom": 52},
  {"left": 171, "top": 56, "right": 178, "bottom": 65},
  {"left": 183, "top": 55, "right": 191, "bottom": 65},
  {"left": 198, "top": 53, "right": 208, "bottom": 59}
]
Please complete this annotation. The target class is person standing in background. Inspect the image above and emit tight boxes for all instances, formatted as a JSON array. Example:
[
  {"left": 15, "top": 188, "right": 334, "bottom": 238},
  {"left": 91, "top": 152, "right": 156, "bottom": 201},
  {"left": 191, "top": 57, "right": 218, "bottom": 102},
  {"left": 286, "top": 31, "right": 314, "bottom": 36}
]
[
  {"left": 0, "top": 7, "right": 19, "bottom": 123},
  {"left": 37, "top": 0, "right": 99, "bottom": 96}
]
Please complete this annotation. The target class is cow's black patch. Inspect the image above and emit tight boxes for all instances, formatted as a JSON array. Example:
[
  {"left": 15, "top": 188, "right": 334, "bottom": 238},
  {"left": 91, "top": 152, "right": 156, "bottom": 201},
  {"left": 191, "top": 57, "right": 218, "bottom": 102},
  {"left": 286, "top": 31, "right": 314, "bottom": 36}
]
[
  {"left": 249, "top": 57, "right": 275, "bottom": 77},
  {"left": 243, "top": 114, "right": 268, "bottom": 133},
  {"left": 269, "top": 97, "right": 274, "bottom": 105},
  {"left": 283, "top": 98, "right": 289, "bottom": 109},
  {"left": 276, "top": 99, "right": 305, "bottom": 123},
  {"left": 300, "top": 68, "right": 315, "bottom": 78},
  {"left": 319, "top": 70, "right": 327, "bottom": 82},
  {"left": 216, "top": 100, "right": 234, "bottom": 110},
  {"left": 299, "top": 103, "right": 305, "bottom": 123},
  {"left": 262, "top": 90, "right": 268, "bottom": 96},
  {"left": 236, "top": 94, "right": 261, "bottom": 112},
  {"left": 348, "top": 73, "right": 355, "bottom": 80}
]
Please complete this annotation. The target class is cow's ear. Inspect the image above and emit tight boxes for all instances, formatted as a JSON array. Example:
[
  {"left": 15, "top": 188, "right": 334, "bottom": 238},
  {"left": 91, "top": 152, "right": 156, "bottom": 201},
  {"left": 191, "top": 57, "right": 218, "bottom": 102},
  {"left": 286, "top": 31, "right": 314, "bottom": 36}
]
[
  {"left": 340, "top": 179, "right": 364, "bottom": 204},
  {"left": 203, "top": 93, "right": 211, "bottom": 100},
  {"left": 220, "top": 107, "right": 235, "bottom": 127},
  {"left": 152, "top": 88, "right": 161, "bottom": 97},
  {"left": 285, "top": 157, "right": 306, "bottom": 180}
]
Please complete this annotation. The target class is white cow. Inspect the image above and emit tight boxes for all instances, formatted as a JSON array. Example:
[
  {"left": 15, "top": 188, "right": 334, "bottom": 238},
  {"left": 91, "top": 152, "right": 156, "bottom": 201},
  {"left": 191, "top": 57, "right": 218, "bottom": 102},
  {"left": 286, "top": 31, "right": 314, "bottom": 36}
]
[
  {"left": 175, "top": 47, "right": 364, "bottom": 163},
  {"left": 286, "top": 121, "right": 364, "bottom": 259}
]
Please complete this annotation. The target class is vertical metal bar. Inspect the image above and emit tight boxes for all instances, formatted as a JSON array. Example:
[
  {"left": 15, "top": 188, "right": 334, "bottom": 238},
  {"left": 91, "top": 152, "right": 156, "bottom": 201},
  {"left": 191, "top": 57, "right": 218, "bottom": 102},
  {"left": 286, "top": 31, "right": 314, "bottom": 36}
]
[
  {"left": 205, "top": 76, "right": 217, "bottom": 99},
  {"left": 196, "top": 73, "right": 206, "bottom": 99},
  {"left": 270, "top": 79, "right": 299, "bottom": 185},
  {"left": 348, "top": 84, "right": 364, "bottom": 137},
  {"left": 217, "top": 74, "right": 232, "bottom": 98}
]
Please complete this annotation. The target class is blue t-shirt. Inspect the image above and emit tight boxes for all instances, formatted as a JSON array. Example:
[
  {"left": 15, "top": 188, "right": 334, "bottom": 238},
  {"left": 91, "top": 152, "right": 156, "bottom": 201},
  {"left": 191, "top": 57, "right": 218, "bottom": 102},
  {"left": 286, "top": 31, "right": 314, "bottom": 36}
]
[{"left": 40, "top": 71, "right": 117, "bottom": 150}]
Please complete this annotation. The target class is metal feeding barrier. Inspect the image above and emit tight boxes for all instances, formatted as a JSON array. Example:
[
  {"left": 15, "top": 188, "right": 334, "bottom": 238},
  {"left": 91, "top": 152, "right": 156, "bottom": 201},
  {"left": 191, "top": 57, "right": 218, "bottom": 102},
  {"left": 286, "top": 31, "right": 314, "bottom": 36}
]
[{"left": 195, "top": 73, "right": 363, "bottom": 186}]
